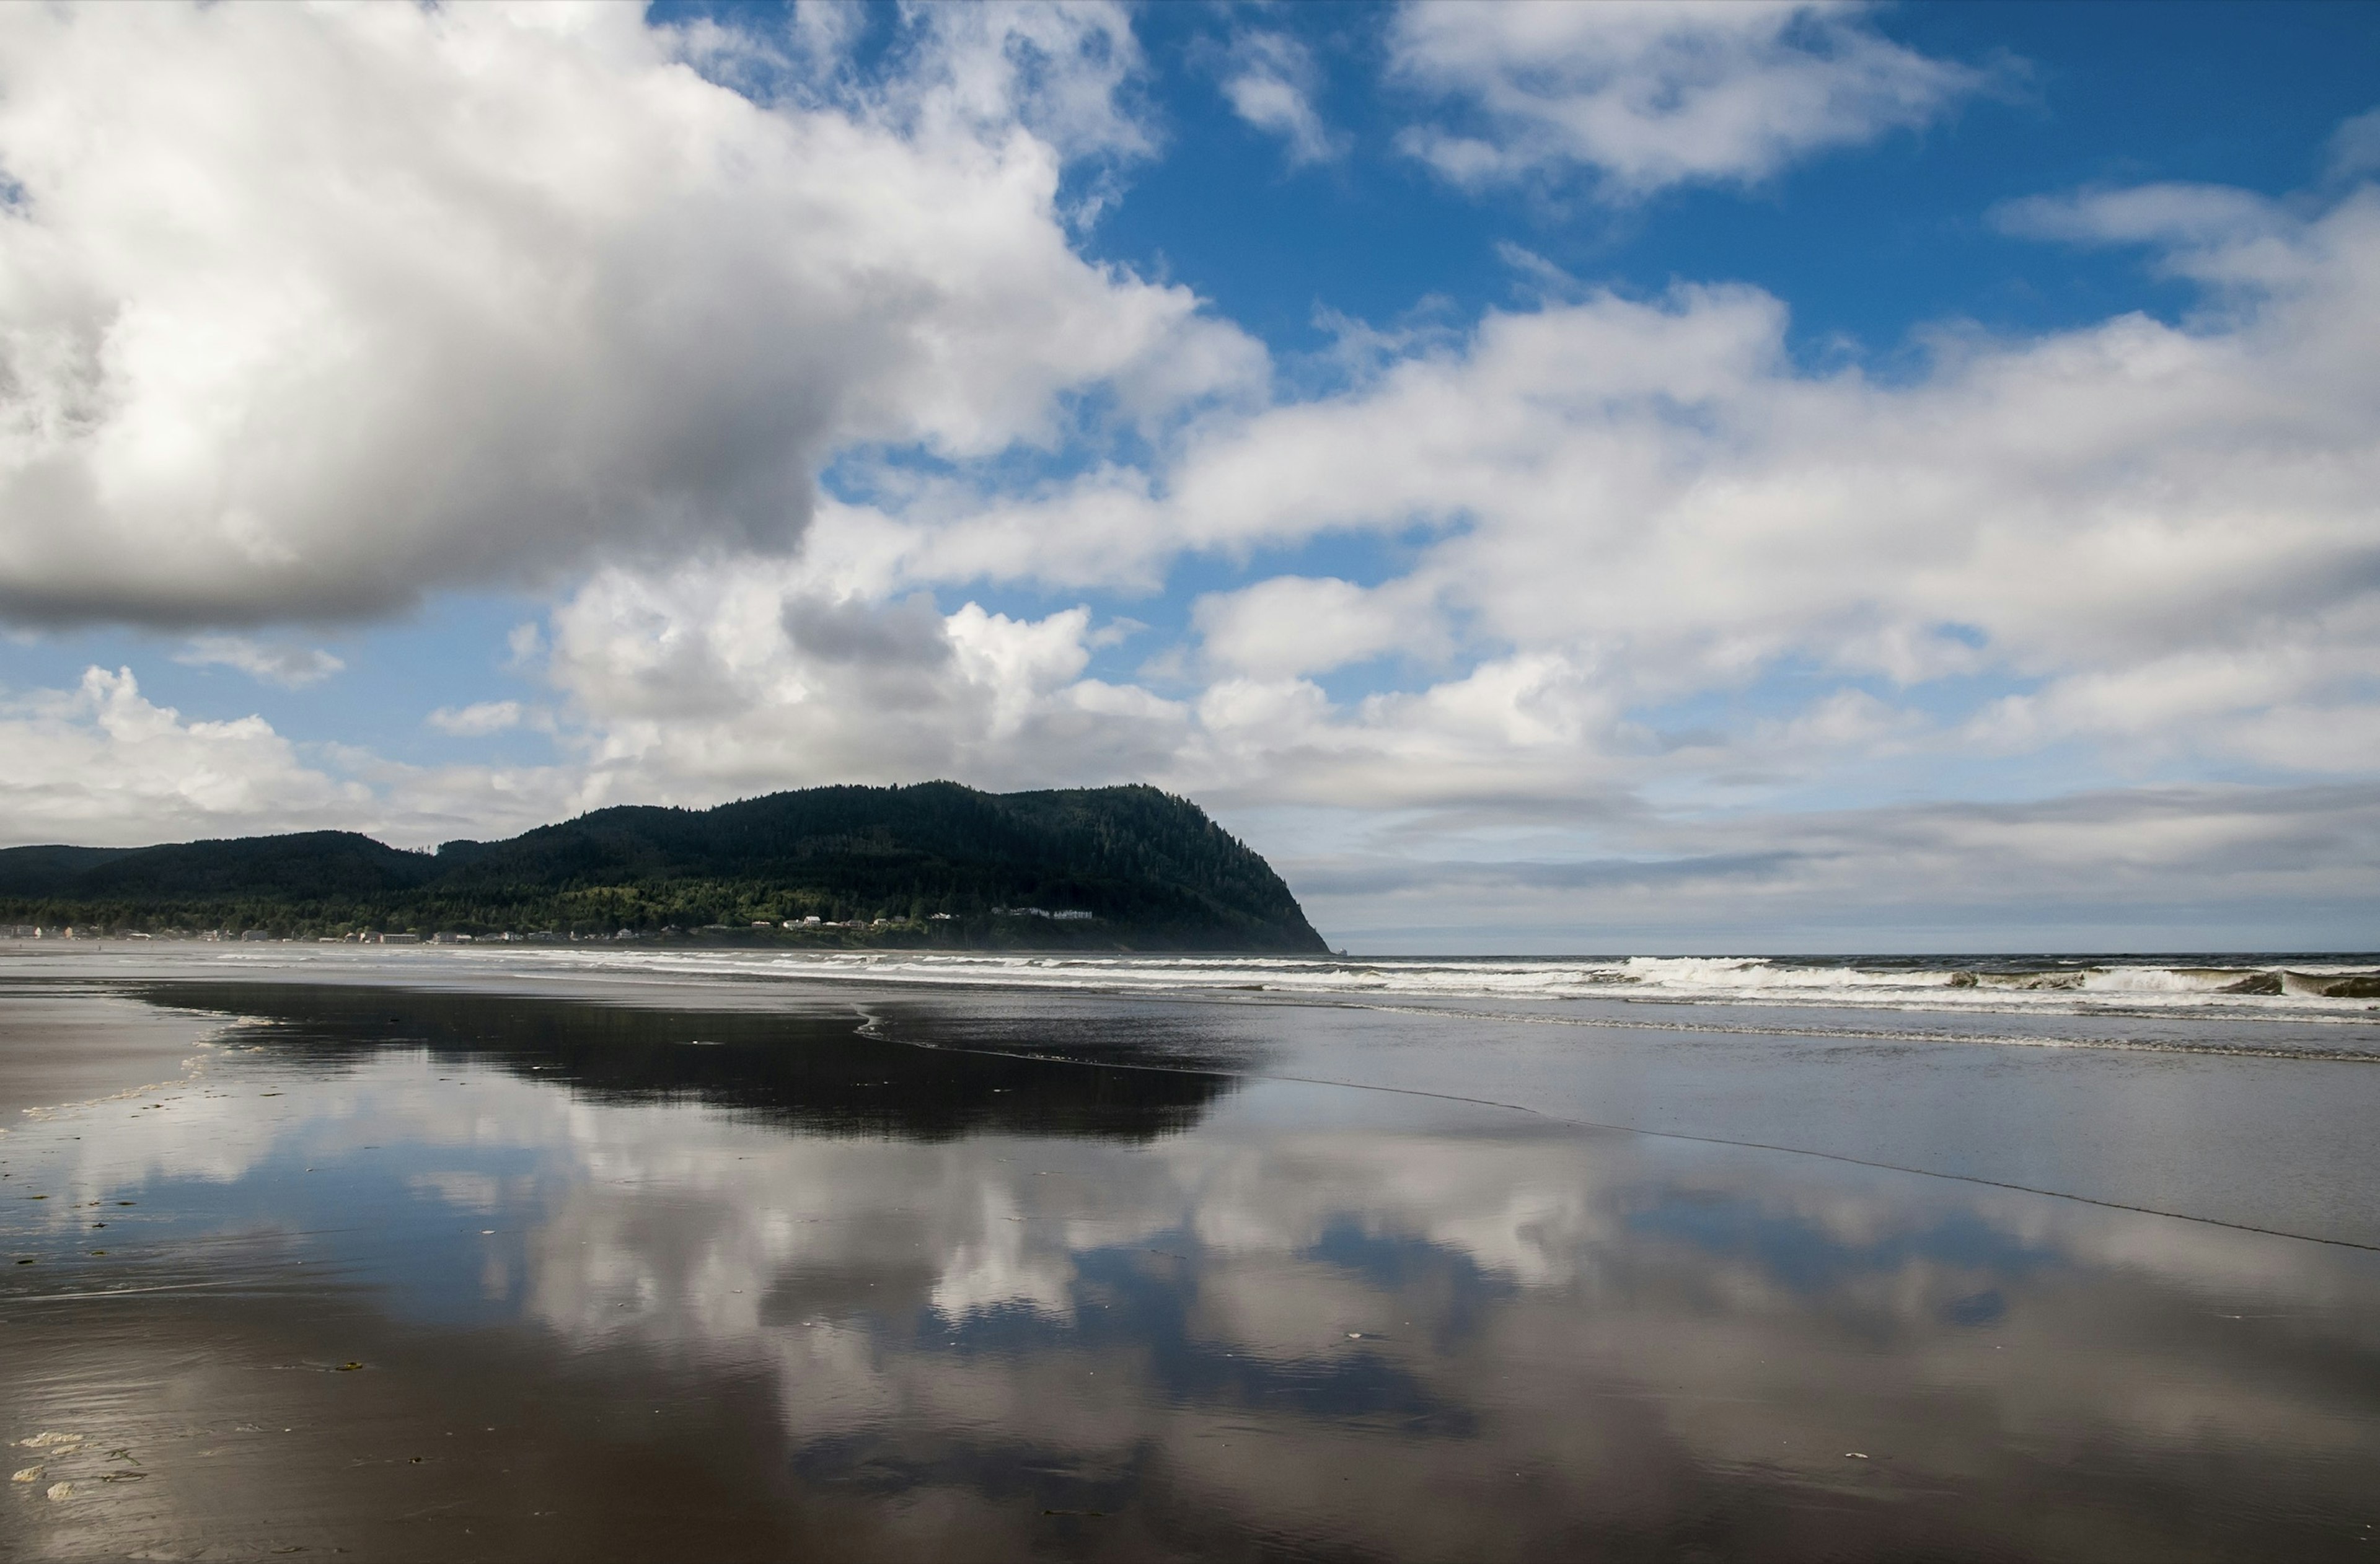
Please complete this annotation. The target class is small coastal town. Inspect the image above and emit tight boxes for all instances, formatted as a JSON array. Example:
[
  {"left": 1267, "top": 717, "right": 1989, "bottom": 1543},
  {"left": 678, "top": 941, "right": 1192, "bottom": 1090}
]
[{"left": 4, "top": 905, "right": 1099, "bottom": 946}]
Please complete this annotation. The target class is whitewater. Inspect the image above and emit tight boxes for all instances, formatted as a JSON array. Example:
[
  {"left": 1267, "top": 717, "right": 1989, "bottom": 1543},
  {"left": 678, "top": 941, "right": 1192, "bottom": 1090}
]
[{"left": 283, "top": 946, "right": 2380, "bottom": 1026}]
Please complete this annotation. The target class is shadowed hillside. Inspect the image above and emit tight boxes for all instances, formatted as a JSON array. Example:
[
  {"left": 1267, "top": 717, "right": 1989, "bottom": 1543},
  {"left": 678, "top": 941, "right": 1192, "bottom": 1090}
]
[{"left": 0, "top": 783, "right": 1328, "bottom": 952}]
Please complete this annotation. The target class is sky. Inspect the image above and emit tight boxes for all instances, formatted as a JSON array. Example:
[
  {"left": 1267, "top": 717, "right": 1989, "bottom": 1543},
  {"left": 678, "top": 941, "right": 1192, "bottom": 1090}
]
[{"left": 1, "top": 0, "right": 2378, "bottom": 954}]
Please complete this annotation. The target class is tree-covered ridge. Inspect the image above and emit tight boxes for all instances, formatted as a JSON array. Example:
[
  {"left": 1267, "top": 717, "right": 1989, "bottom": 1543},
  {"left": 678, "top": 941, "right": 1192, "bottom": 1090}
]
[{"left": 0, "top": 782, "right": 1328, "bottom": 952}]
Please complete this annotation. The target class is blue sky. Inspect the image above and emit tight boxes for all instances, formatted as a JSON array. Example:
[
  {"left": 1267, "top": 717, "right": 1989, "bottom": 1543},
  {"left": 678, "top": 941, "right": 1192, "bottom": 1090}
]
[{"left": 1, "top": 1, "right": 2377, "bottom": 951}]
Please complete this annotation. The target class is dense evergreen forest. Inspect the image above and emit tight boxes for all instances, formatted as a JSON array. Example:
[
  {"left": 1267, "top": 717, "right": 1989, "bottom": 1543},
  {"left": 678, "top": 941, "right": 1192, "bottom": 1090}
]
[{"left": 0, "top": 782, "right": 1329, "bottom": 952}]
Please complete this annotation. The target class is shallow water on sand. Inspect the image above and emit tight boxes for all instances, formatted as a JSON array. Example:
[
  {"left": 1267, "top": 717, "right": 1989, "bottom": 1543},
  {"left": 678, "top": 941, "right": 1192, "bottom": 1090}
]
[{"left": 3, "top": 960, "right": 2378, "bottom": 1560}]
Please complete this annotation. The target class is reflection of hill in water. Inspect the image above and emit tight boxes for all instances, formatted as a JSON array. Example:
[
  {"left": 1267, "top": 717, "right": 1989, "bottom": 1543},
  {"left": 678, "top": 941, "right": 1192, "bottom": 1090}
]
[{"left": 136, "top": 982, "right": 1236, "bottom": 1142}]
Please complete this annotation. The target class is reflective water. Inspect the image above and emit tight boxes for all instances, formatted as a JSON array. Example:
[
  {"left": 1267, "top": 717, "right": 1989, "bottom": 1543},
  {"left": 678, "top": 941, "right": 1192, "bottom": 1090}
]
[{"left": 3, "top": 970, "right": 2378, "bottom": 1559}]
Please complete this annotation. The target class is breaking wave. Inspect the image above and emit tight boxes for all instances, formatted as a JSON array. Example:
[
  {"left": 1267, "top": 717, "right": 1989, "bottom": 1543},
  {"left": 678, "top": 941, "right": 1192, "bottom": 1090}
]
[{"left": 485, "top": 948, "right": 2380, "bottom": 1024}]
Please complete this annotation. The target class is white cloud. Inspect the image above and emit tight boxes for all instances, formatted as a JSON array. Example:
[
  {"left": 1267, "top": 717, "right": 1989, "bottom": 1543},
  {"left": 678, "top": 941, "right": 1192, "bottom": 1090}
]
[
  {"left": 0, "top": 667, "right": 583, "bottom": 849},
  {"left": 897, "top": 1, "right": 1153, "bottom": 168},
  {"left": 427, "top": 700, "right": 525, "bottom": 738},
  {"left": 0, "top": 1, "right": 1257, "bottom": 626},
  {"left": 1990, "top": 183, "right": 2317, "bottom": 292},
  {"left": 2327, "top": 105, "right": 2380, "bottom": 183},
  {"left": 1994, "top": 183, "right": 2286, "bottom": 252},
  {"left": 1220, "top": 30, "right": 1341, "bottom": 167},
  {"left": 1191, "top": 575, "right": 1443, "bottom": 679},
  {"left": 879, "top": 179, "right": 2380, "bottom": 809},
  {"left": 172, "top": 635, "right": 345, "bottom": 688},
  {"left": 0, "top": 667, "right": 364, "bottom": 845},
  {"left": 537, "top": 557, "right": 1188, "bottom": 809},
  {"left": 1387, "top": 0, "right": 1986, "bottom": 195}
]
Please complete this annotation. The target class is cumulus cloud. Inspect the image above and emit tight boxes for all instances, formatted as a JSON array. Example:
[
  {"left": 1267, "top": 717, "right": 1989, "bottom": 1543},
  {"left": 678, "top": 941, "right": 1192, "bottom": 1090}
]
[
  {"left": 172, "top": 635, "right": 345, "bottom": 688},
  {"left": 0, "top": 667, "right": 583, "bottom": 848},
  {"left": 1388, "top": 0, "right": 1986, "bottom": 195},
  {"left": 0, "top": 1, "right": 1257, "bottom": 626},
  {"left": 0, "top": 667, "right": 366, "bottom": 845},
  {"left": 537, "top": 556, "right": 1187, "bottom": 809},
  {"left": 1220, "top": 30, "right": 1341, "bottom": 167},
  {"left": 881, "top": 178, "right": 2380, "bottom": 808},
  {"left": 902, "top": 1, "right": 1152, "bottom": 168}
]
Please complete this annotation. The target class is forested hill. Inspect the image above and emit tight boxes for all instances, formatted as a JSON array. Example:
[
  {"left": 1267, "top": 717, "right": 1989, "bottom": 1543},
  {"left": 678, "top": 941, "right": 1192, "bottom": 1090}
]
[{"left": 0, "top": 783, "right": 1330, "bottom": 952}]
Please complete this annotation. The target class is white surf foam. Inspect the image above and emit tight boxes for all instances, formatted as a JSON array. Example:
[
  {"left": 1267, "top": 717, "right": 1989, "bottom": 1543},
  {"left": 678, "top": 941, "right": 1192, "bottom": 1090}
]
[{"left": 415, "top": 947, "right": 2380, "bottom": 1024}]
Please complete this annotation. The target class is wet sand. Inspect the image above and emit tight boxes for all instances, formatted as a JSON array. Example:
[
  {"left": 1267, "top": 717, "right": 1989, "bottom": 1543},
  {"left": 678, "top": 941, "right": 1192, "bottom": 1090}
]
[
  {"left": 0, "top": 980, "right": 228, "bottom": 1123},
  {"left": 3, "top": 955, "right": 2378, "bottom": 1559}
]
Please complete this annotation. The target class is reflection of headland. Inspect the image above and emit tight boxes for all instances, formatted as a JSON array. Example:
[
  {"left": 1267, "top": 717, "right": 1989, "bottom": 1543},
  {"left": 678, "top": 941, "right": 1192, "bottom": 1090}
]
[{"left": 128, "top": 981, "right": 1240, "bottom": 1143}]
